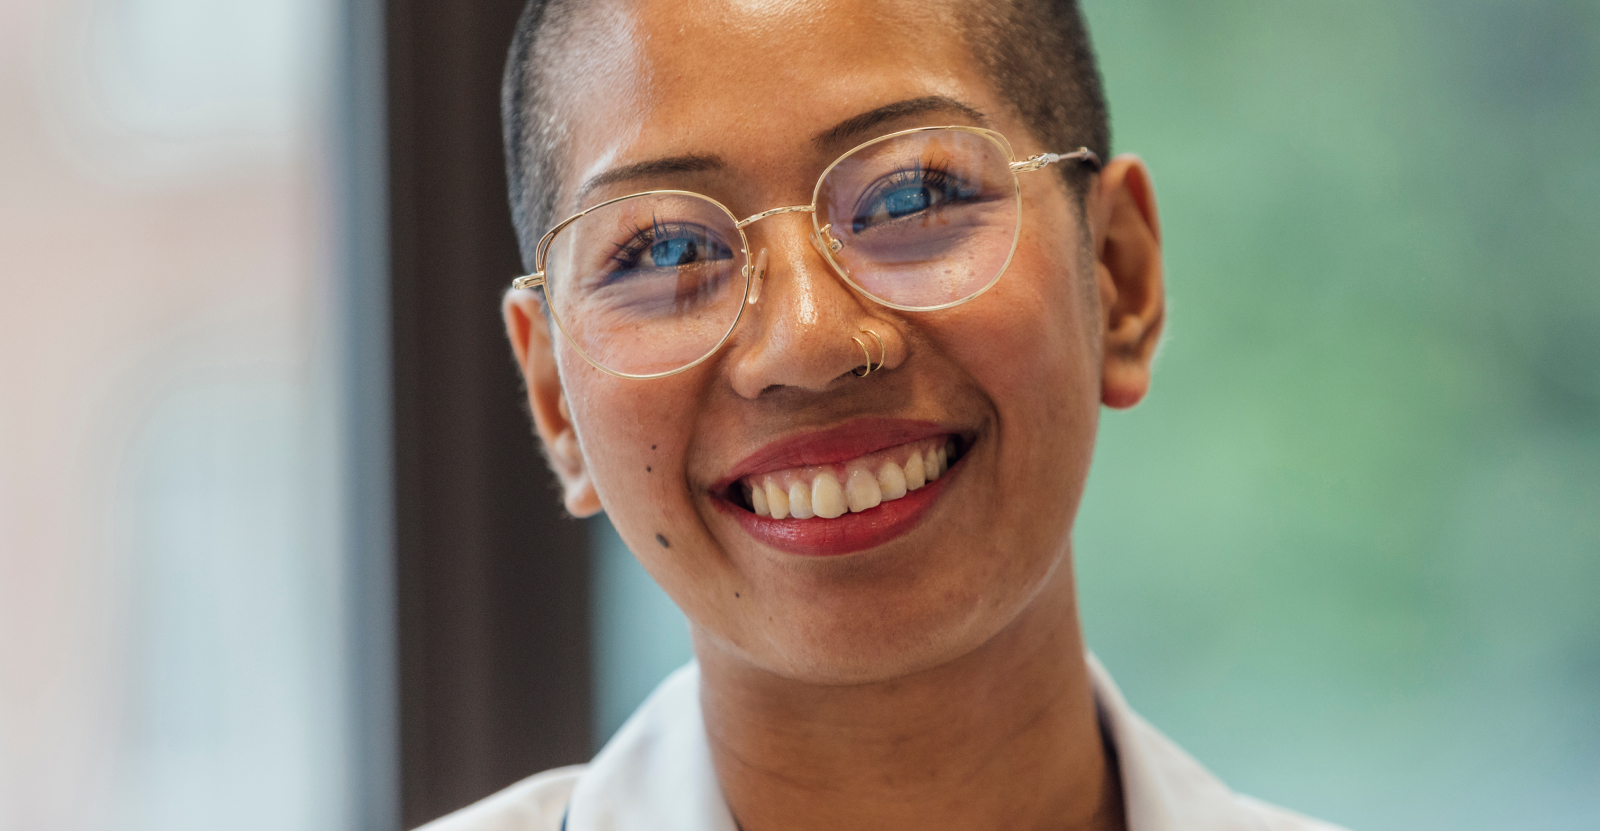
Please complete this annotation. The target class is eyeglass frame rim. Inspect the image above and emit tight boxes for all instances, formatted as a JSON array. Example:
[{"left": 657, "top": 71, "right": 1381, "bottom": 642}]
[{"left": 510, "top": 124, "right": 1103, "bottom": 380}]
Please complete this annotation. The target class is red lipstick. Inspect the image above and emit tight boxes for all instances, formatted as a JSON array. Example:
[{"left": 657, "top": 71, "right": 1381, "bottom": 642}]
[
  {"left": 713, "top": 419, "right": 966, "bottom": 557},
  {"left": 717, "top": 472, "right": 954, "bottom": 556},
  {"left": 718, "top": 418, "right": 951, "bottom": 487}
]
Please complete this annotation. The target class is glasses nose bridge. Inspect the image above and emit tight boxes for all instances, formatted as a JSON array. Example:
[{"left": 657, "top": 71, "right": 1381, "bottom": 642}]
[
  {"left": 735, "top": 203, "right": 815, "bottom": 229},
  {"left": 739, "top": 204, "right": 840, "bottom": 257},
  {"left": 734, "top": 203, "right": 850, "bottom": 308}
]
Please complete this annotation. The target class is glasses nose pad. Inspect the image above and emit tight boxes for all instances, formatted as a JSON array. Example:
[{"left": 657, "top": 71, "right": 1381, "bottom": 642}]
[
  {"left": 745, "top": 247, "right": 769, "bottom": 305},
  {"left": 811, "top": 224, "right": 844, "bottom": 257}
]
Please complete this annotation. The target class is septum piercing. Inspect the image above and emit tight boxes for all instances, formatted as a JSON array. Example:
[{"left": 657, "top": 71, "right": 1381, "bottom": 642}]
[
  {"left": 851, "top": 327, "right": 885, "bottom": 377},
  {"left": 851, "top": 336, "right": 872, "bottom": 376}
]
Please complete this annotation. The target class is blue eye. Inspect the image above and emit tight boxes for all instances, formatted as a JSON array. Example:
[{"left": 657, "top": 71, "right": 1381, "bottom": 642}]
[
  {"left": 851, "top": 164, "right": 979, "bottom": 234},
  {"left": 882, "top": 187, "right": 932, "bottom": 218},
  {"left": 650, "top": 237, "right": 699, "bottom": 266},
  {"left": 607, "top": 221, "right": 734, "bottom": 276}
]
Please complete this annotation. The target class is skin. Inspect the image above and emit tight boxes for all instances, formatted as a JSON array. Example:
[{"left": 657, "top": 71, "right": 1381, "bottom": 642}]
[{"left": 502, "top": 1, "right": 1165, "bottom": 829}]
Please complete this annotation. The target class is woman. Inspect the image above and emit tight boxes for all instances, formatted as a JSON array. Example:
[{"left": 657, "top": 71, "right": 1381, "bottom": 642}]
[{"left": 428, "top": 0, "right": 1346, "bottom": 829}]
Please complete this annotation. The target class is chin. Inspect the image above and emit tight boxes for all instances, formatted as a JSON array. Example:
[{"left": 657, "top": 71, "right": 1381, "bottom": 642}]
[{"left": 748, "top": 594, "right": 1013, "bottom": 686}]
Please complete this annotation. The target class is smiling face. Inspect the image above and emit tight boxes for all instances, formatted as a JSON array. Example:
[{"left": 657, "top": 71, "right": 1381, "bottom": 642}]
[{"left": 504, "top": 0, "right": 1164, "bottom": 685}]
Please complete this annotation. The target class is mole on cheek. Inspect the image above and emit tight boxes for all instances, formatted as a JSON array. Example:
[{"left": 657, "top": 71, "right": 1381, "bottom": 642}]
[
  {"left": 646, "top": 466, "right": 652, "bottom": 472},
  {"left": 655, "top": 533, "right": 670, "bottom": 548}
]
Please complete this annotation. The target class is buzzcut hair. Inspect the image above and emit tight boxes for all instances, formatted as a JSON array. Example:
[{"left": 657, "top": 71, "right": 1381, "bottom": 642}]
[{"left": 500, "top": 0, "right": 1111, "bottom": 272}]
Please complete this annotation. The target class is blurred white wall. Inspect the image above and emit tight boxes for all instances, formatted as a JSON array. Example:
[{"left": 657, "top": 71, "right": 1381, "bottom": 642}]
[{"left": 0, "top": 0, "right": 351, "bottom": 829}]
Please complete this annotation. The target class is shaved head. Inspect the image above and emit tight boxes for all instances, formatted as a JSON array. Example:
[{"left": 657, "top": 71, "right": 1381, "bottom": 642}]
[{"left": 501, "top": 0, "right": 1110, "bottom": 271}]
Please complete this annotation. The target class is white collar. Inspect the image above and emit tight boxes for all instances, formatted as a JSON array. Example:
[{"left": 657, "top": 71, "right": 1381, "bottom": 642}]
[
  {"left": 566, "top": 663, "right": 736, "bottom": 831},
  {"left": 564, "top": 655, "right": 1340, "bottom": 831}
]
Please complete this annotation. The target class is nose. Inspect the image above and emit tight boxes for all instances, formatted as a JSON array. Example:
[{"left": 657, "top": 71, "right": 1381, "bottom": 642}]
[{"left": 725, "top": 214, "right": 902, "bottom": 399}]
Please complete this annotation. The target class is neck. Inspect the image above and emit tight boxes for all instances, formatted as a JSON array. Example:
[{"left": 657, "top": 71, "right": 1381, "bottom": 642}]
[{"left": 696, "top": 563, "right": 1126, "bottom": 831}]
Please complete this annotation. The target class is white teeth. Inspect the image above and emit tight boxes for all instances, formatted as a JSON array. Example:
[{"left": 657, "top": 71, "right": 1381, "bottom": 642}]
[
  {"left": 904, "top": 452, "right": 926, "bottom": 490},
  {"left": 788, "top": 480, "right": 814, "bottom": 519},
  {"left": 765, "top": 479, "right": 789, "bottom": 520},
  {"left": 877, "top": 462, "right": 907, "bottom": 500},
  {"left": 740, "top": 437, "right": 959, "bottom": 521},
  {"left": 846, "top": 468, "right": 883, "bottom": 513},
  {"left": 812, "top": 472, "right": 847, "bottom": 519}
]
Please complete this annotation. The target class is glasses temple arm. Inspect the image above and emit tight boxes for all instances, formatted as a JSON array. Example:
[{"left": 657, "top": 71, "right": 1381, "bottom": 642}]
[{"left": 1009, "top": 147, "right": 1104, "bottom": 174}]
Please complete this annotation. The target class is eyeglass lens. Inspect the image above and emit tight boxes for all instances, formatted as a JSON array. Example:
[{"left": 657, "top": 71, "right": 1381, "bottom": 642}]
[
  {"left": 540, "top": 129, "right": 1020, "bottom": 377},
  {"left": 542, "top": 193, "right": 747, "bottom": 377},
  {"left": 815, "top": 129, "right": 1019, "bottom": 310}
]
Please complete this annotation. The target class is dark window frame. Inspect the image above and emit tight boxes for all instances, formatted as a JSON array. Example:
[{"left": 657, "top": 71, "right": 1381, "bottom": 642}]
[{"left": 363, "top": 0, "right": 595, "bottom": 826}]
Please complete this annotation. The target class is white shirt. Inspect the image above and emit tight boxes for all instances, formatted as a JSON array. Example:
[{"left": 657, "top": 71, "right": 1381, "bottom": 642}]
[{"left": 420, "top": 656, "right": 1349, "bottom": 831}]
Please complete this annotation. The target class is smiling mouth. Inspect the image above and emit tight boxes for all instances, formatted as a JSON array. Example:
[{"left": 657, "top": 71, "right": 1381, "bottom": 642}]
[{"left": 725, "top": 435, "right": 966, "bottom": 520}]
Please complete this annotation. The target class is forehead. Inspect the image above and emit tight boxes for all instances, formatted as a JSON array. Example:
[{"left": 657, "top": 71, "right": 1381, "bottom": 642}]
[{"left": 547, "top": 0, "right": 1003, "bottom": 205}]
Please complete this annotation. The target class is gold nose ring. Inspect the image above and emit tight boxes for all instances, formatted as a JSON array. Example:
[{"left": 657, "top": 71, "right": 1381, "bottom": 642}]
[{"left": 851, "top": 327, "right": 885, "bottom": 377}]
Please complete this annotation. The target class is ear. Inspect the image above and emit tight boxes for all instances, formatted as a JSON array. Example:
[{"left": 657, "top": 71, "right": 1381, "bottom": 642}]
[
  {"left": 1090, "top": 155, "right": 1166, "bottom": 410},
  {"left": 503, "top": 289, "right": 603, "bottom": 517}
]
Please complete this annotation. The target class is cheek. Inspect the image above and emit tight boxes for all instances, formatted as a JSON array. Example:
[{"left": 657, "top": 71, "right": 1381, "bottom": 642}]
[
  {"left": 562, "top": 363, "right": 689, "bottom": 529},
  {"left": 949, "top": 235, "right": 1100, "bottom": 408},
  {"left": 562, "top": 364, "right": 738, "bottom": 620},
  {"left": 936, "top": 231, "right": 1102, "bottom": 547}
]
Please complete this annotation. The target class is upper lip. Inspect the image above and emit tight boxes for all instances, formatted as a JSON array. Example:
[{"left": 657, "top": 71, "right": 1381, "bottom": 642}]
[{"left": 714, "top": 417, "right": 956, "bottom": 490}]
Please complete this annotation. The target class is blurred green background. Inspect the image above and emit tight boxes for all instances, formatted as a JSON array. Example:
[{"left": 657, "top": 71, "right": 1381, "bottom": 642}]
[{"left": 591, "top": 1, "right": 1600, "bottom": 828}]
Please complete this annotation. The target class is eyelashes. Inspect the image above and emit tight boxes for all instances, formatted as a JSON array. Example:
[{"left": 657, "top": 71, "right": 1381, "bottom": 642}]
[
  {"left": 850, "top": 157, "right": 980, "bottom": 232},
  {"left": 598, "top": 155, "right": 980, "bottom": 275},
  {"left": 607, "top": 216, "right": 732, "bottom": 273},
  {"left": 608, "top": 215, "right": 677, "bottom": 270}
]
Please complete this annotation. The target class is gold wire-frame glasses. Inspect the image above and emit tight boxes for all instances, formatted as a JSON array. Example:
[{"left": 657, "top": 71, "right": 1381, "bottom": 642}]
[{"left": 511, "top": 125, "right": 1102, "bottom": 379}]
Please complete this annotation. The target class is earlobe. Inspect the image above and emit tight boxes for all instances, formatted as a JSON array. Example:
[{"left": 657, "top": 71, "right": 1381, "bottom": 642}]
[
  {"left": 503, "top": 290, "right": 603, "bottom": 517},
  {"left": 1092, "top": 156, "right": 1166, "bottom": 410}
]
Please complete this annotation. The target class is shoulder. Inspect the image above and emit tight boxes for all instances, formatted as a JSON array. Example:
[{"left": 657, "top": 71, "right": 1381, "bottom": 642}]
[
  {"left": 1118, "top": 709, "right": 1353, "bottom": 831},
  {"left": 1087, "top": 654, "right": 1353, "bottom": 831},
  {"left": 414, "top": 765, "right": 583, "bottom": 831},
  {"left": 416, "top": 663, "right": 721, "bottom": 831}
]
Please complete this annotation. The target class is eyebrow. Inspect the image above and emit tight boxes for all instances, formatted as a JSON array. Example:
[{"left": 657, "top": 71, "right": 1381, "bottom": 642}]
[
  {"left": 576, "top": 154, "right": 727, "bottom": 206},
  {"left": 572, "top": 96, "right": 989, "bottom": 207},
  {"left": 812, "top": 95, "right": 989, "bottom": 147}
]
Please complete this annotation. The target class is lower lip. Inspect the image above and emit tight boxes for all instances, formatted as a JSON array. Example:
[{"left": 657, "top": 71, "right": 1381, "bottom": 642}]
[{"left": 716, "top": 466, "right": 955, "bottom": 557}]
